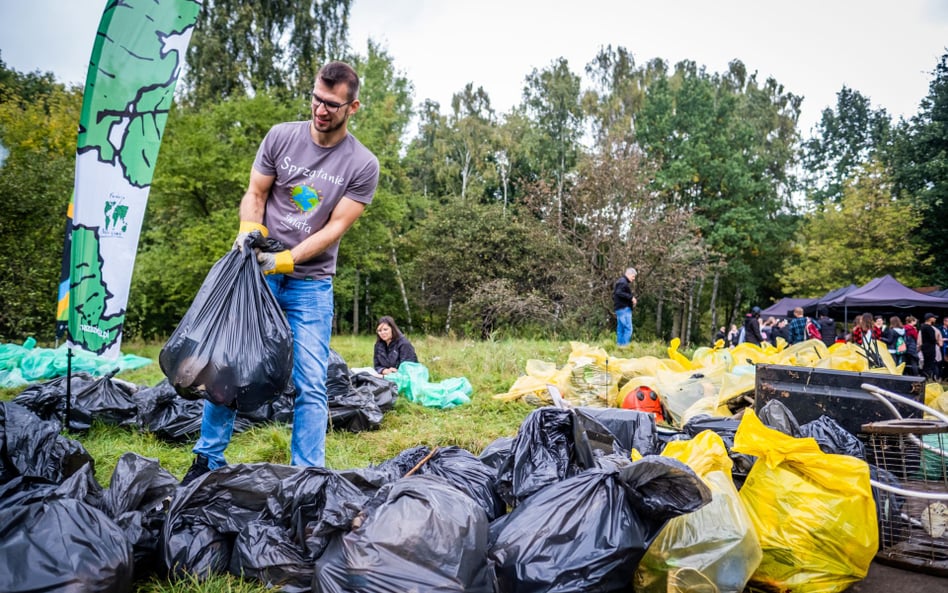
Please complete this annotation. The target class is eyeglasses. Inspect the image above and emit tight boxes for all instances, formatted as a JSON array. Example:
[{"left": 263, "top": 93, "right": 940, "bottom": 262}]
[{"left": 311, "top": 92, "right": 352, "bottom": 114}]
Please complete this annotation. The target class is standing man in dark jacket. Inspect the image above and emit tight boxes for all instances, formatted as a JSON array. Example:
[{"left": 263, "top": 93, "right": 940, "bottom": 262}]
[
  {"left": 817, "top": 307, "right": 836, "bottom": 346},
  {"left": 612, "top": 267, "right": 638, "bottom": 347},
  {"left": 743, "top": 306, "right": 764, "bottom": 346},
  {"left": 920, "top": 313, "right": 942, "bottom": 379}
]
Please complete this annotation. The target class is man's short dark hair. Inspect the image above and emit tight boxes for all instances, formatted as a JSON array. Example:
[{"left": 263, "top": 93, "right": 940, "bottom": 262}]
[{"left": 317, "top": 61, "right": 361, "bottom": 101}]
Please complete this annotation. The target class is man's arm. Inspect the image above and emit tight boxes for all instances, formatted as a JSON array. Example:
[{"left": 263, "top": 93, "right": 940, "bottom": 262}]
[
  {"left": 289, "top": 197, "right": 366, "bottom": 265},
  {"left": 239, "top": 167, "right": 274, "bottom": 223}
]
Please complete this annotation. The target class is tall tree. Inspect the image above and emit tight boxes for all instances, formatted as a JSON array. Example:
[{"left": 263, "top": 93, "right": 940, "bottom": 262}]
[
  {"left": 521, "top": 58, "right": 584, "bottom": 227},
  {"left": 584, "top": 48, "right": 667, "bottom": 142},
  {"left": 635, "top": 59, "right": 800, "bottom": 324},
  {"left": 552, "top": 131, "right": 707, "bottom": 340},
  {"left": 334, "top": 41, "right": 415, "bottom": 333},
  {"left": 779, "top": 161, "right": 927, "bottom": 295},
  {"left": 445, "top": 83, "right": 497, "bottom": 201},
  {"left": 890, "top": 51, "right": 948, "bottom": 287},
  {"left": 802, "top": 86, "right": 892, "bottom": 207},
  {"left": 182, "top": 0, "right": 351, "bottom": 107},
  {"left": 0, "top": 74, "right": 81, "bottom": 340}
]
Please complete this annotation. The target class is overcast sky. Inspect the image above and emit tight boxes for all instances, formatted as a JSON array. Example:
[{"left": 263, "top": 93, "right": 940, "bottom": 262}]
[{"left": 1, "top": 0, "right": 946, "bottom": 135}]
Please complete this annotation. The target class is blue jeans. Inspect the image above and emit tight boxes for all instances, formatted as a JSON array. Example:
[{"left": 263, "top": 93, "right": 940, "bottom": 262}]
[
  {"left": 194, "top": 276, "right": 334, "bottom": 469},
  {"left": 616, "top": 307, "right": 633, "bottom": 346}
]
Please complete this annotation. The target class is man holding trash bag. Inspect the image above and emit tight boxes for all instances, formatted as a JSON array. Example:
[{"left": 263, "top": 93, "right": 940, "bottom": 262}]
[{"left": 183, "top": 61, "right": 379, "bottom": 484}]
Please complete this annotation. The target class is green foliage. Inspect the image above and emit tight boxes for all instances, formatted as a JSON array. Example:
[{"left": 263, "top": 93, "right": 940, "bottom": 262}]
[
  {"left": 890, "top": 51, "right": 948, "bottom": 287},
  {"left": 409, "top": 198, "right": 594, "bottom": 338},
  {"left": 635, "top": 58, "right": 801, "bottom": 310},
  {"left": 0, "top": 79, "right": 81, "bottom": 341},
  {"left": 802, "top": 86, "right": 892, "bottom": 206},
  {"left": 522, "top": 57, "right": 584, "bottom": 222},
  {"left": 182, "top": 0, "right": 352, "bottom": 107},
  {"left": 779, "top": 161, "right": 928, "bottom": 295}
]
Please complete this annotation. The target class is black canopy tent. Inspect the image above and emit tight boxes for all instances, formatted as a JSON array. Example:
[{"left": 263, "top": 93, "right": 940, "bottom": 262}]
[
  {"left": 819, "top": 275, "right": 948, "bottom": 323},
  {"left": 760, "top": 297, "right": 817, "bottom": 319}
]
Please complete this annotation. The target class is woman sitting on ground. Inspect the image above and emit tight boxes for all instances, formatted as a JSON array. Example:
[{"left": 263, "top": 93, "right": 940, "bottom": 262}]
[{"left": 373, "top": 316, "right": 418, "bottom": 376}]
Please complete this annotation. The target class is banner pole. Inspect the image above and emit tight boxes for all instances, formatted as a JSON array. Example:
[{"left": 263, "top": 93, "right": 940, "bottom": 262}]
[{"left": 65, "top": 345, "right": 72, "bottom": 434}]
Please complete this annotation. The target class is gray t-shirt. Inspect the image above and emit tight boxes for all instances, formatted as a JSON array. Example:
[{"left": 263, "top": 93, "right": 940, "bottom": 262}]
[{"left": 253, "top": 120, "right": 379, "bottom": 279}]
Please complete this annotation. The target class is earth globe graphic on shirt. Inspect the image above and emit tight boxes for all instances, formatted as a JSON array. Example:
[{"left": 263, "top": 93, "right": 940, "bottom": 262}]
[{"left": 290, "top": 185, "right": 320, "bottom": 212}]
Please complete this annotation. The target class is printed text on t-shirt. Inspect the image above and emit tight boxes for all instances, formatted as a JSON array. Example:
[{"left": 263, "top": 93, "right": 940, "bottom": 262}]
[{"left": 281, "top": 156, "right": 346, "bottom": 185}]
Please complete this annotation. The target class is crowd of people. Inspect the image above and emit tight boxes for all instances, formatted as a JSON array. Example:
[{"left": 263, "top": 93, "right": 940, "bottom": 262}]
[{"left": 718, "top": 305, "right": 948, "bottom": 381}]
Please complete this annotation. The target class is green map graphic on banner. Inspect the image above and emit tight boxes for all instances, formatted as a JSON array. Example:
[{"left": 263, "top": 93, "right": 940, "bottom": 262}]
[
  {"left": 66, "top": 0, "right": 201, "bottom": 358},
  {"left": 77, "top": 0, "right": 202, "bottom": 187},
  {"left": 68, "top": 226, "right": 125, "bottom": 354}
]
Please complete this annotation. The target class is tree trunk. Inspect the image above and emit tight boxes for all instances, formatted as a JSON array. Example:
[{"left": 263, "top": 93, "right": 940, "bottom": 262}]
[
  {"left": 352, "top": 268, "right": 360, "bottom": 335},
  {"left": 710, "top": 270, "right": 720, "bottom": 342},
  {"left": 685, "top": 284, "right": 694, "bottom": 347},
  {"left": 694, "top": 273, "right": 705, "bottom": 345},
  {"left": 734, "top": 286, "right": 743, "bottom": 323},
  {"left": 389, "top": 233, "right": 413, "bottom": 332},
  {"left": 446, "top": 298, "right": 453, "bottom": 334},
  {"left": 655, "top": 287, "right": 664, "bottom": 339}
]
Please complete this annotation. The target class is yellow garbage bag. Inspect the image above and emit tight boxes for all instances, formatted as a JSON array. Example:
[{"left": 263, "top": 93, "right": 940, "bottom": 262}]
[
  {"left": 692, "top": 345, "right": 733, "bottom": 370},
  {"left": 654, "top": 363, "right": 727, "bottom": 426},
  {"left": 635, "top": 431, "right": 762, "bottom": 593},
  {"left": 717, "top": 372, "right": 756, "bottom": 408},
  {"left": 925, "top": 382, "right": 948, "bottom": 416},
  {"left": 667, "top": 337, "right": 697, "bottom": 370},
  {"left": 493, "top": 359, "right": 571, "bottom": 403},
  {"left": 564, "top": 342, "right": 618, "bottom": 407},
  {"left": 733, "top": 410, "right": 877, "bottom": 593},
  {"left": 774, "top": 339, "right": 830, "bottom": 368}
]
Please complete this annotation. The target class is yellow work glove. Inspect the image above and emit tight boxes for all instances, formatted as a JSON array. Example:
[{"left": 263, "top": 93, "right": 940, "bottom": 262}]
[
  {"left": 233, "top": 221, "right": 268, "bottom": 251},
  {"left": 257, "top": 250, "right": 294, "bottom": 275}
]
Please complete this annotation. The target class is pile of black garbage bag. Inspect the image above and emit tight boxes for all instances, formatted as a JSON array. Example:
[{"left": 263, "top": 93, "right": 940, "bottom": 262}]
[
  {"left": 9, "top": 349, "right": 395, "bottom": 442},
  {"left": 1, "top": 391, "right": 902, "bottom": 593}
]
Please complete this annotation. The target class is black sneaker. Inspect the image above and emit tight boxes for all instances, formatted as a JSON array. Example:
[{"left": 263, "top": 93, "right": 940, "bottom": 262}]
[{"left": 181, "top": 454, "right": 211, "bottom": 486}]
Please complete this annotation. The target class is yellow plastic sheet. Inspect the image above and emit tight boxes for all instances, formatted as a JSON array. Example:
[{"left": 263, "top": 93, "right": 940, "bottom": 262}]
[{"left": 733, "top": 410, "right": 877, "bottom": 593}]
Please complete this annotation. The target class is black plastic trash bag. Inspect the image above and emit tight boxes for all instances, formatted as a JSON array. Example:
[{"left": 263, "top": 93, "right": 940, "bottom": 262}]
[
  {"left": 12, "top": 372, "right": 99, "bottom": 431},
  {"left": 99, "top": 452, "right": 179, "bottom": 577},
  {"left": 351, "top": 371, "right": 396, "bottom": 413},
  {"left": 757, "top": 399, "right": 803, "bottom": 436},
  {"left": 135, "top": 379, "right": 205, "bottom": 442},
  {"left": 229, "top": 467, "right": 368, "bottom": 592},
  {"left": 487, "top": 457, "right": 712, "bottom": 593},
  {"left": 0, "top": 401, "right": 94, "bottom": 485},
  {"left": 326, "top": 350, "right": 381, "bottom": 432},
  {"left": 14, "top": 372, "right": 140, "bottom": 430},
  {"left": 314, "top": 474, "right": 493, "bottom": 593},
  {"left": 0, "top": 468, "right": 134, "bottom": 593},
  {"left": 326, "top": 351, "right": 397, "bottom": 432},
  {"left": 159, "top": 234, "right": 293, "bottom": 412},
  {"left": 575, "top": 407, "right": 659, "bottom": 455},
  {"left": 418, "top": 446, "right": 507, "bottom": 521},
  {"left": 73, "top": 371, "right": 140, "bottom": 428},
  {"left": 163, "top": 462, "right": 366, "bottom": 590},
  {"left": 478, "top": 436, "right": 514, "bottom": 471},
  {"left": 495, "top": 407, "right": 622, "bottom": 508},
  {"left": 337, "top": 446, "right": 431, "bottom": 496},
  {"left": 800, "top": 415, "right": 866, "bottom": 459},
  {"left": 162, "top": 462, "right": 302, "bottom": 579}
]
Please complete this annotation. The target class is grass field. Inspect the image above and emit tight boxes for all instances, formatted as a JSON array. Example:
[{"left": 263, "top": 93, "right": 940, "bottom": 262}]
[{"left": 1, "top": 335, "right": 671, "bottom": 593}]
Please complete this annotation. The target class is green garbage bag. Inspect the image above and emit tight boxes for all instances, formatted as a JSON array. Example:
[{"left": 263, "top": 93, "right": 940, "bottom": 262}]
[
  {"left": 920, "top": 433, "right": 948, "bottom": 480},
  {"left": 0, "top": 337, "right": 36, "bottom": 370},
  {"left": 387, "top": 361, "right": 472, "bottom": 409}
]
